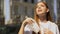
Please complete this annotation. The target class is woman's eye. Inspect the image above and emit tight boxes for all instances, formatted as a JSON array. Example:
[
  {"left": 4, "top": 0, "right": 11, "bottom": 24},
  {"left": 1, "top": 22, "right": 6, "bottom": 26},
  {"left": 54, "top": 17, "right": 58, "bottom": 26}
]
[{"left": 41, "top": 5, "right": 45, "bottom": 7}]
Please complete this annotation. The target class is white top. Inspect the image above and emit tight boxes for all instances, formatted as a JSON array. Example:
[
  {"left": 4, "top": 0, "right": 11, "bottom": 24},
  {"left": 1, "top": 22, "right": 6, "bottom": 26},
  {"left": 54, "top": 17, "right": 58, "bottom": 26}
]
[{"left": 24, "top": 21, "right": 59, "bottom": 34}]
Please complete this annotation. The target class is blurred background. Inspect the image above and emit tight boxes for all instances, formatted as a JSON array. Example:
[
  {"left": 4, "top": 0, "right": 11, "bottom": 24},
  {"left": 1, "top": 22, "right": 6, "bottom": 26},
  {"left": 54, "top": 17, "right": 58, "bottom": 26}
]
[{"left": 0, "top": 0, "right": 60, "bottom": 34}]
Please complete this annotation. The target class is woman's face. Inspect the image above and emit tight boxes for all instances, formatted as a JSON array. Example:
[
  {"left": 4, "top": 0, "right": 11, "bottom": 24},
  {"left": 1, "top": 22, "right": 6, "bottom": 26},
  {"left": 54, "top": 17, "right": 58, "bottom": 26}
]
[{"left": 36, "top": 2, "right": 49, "bottom": 15}]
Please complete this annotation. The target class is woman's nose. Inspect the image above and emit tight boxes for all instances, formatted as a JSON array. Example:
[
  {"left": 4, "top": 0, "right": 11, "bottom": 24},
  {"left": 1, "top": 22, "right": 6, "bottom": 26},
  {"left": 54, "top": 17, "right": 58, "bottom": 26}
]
[{"left": 38, "top": 7, "right": 41, "bottom": 9}]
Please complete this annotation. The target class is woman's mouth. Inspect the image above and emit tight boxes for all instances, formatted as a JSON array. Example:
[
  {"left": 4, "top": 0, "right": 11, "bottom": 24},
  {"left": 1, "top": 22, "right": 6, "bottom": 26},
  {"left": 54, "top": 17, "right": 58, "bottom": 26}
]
[{"left": 38, "top": 10, "right": 42, "bottom": 12}]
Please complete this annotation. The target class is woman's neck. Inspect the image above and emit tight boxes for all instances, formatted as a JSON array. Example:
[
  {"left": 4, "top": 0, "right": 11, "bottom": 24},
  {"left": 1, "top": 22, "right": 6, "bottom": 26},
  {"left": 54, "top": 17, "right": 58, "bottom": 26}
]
[{"left": 39, "top": 16, "right": 47, "bottom": 23}]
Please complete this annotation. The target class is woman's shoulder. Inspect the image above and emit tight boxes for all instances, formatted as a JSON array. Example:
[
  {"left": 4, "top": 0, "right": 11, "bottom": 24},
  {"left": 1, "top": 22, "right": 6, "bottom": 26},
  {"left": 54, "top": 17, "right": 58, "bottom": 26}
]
[{"left": 48, "top": 21, "right": 58, "bottom": 27}]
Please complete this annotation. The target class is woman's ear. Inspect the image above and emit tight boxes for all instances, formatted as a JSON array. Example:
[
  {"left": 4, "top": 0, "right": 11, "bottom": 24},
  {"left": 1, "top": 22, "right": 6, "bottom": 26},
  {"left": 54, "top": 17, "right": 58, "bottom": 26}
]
[{"left": 47, "top": 9, "right": 49, "bottom": 12}]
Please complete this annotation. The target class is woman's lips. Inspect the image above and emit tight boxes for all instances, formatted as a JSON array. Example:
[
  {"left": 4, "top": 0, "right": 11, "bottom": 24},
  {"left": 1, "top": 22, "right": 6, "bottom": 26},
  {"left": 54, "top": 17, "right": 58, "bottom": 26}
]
[{"left": 38, "top": 10, "right": 42, "bottom": 12}]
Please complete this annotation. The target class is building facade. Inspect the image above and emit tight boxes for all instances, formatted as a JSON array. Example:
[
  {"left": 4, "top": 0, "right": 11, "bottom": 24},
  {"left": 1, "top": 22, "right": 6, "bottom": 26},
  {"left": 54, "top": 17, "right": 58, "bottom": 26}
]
[{"left": 0, "top": 0, "right": 60, "bottom": 30}]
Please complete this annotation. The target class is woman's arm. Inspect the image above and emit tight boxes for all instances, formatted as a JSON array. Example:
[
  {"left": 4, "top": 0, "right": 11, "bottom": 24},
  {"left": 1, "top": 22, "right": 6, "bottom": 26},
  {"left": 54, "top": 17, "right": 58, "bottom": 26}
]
[
  {"left": 18, "top": 24, "right": 25, "bottom": 34},
  {"left": 18, "top": 18, "right": 34, "bottom": 34},
  {"left": 18, "top": 19, "right": 28, "bottom": 34}
]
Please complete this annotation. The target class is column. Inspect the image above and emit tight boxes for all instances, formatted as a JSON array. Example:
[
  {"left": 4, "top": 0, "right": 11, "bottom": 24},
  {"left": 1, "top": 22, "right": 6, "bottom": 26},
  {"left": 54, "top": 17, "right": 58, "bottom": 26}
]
[
  {"left": 4, "top": 0, "right": 10, "bottom": 25},
  {"left": 53, "top": 0, "right": 58, "bottom": 23}
]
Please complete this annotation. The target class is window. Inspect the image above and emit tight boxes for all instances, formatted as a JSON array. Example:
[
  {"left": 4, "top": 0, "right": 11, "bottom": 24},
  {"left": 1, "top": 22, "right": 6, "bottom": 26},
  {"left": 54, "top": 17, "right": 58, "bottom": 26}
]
[{"left": 24, "top": 0, "right": 28, "bottom": 2}]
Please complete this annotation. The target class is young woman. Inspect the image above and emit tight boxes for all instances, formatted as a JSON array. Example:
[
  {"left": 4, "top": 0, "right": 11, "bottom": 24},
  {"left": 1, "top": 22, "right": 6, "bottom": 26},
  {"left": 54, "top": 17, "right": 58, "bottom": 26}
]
[{"left": 18, "top": 2, "right": 59, "bottom": 34}]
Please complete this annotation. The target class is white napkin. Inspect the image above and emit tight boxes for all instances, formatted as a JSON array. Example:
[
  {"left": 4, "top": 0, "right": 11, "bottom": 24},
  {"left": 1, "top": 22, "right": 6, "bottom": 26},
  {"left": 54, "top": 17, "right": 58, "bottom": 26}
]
[{"left": 28, "top": 22, "right": 40, "bottom": 33}]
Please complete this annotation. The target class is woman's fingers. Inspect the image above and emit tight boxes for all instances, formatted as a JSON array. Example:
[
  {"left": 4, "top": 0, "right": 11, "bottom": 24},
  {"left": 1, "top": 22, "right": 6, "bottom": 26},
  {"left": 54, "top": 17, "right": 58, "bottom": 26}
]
[
  {"left": 22, "top": 18, "right": 35, "bottom": 26},
  {"left": 25, "top": 18, "right": 34, "bottom": 24},
  {"left": 44, "top": 28, "right": 53, "bottom": 34}
]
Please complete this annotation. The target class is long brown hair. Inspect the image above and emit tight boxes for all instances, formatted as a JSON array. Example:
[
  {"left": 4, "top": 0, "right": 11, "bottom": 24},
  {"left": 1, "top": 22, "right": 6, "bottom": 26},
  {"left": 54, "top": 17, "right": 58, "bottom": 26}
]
[{"left": 34, "top": 2, "right": 52, "bottom": 24}]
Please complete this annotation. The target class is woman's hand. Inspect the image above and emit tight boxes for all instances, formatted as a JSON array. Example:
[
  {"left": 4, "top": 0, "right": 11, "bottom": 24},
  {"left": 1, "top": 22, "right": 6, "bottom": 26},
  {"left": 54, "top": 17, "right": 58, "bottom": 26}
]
[
  {"left": 22, "top": 18, "right": 35, "bottom": 27},
  {"left": 44, "top": 28, "right": 53, "bottom": 34}
]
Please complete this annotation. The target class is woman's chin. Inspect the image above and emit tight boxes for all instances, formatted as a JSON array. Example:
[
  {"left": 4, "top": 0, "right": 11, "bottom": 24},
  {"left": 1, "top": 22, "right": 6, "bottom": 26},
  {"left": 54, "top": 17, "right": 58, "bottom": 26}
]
[{"left": 37, "top": 13, "right": 46, "bottom": 17}]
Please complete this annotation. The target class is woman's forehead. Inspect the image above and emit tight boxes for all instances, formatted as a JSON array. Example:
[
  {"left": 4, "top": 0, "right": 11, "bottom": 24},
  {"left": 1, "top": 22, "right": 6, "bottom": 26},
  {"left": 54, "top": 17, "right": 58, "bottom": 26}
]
[{"left": 37, "top": 2, "right": 45, "bottom": 6}]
